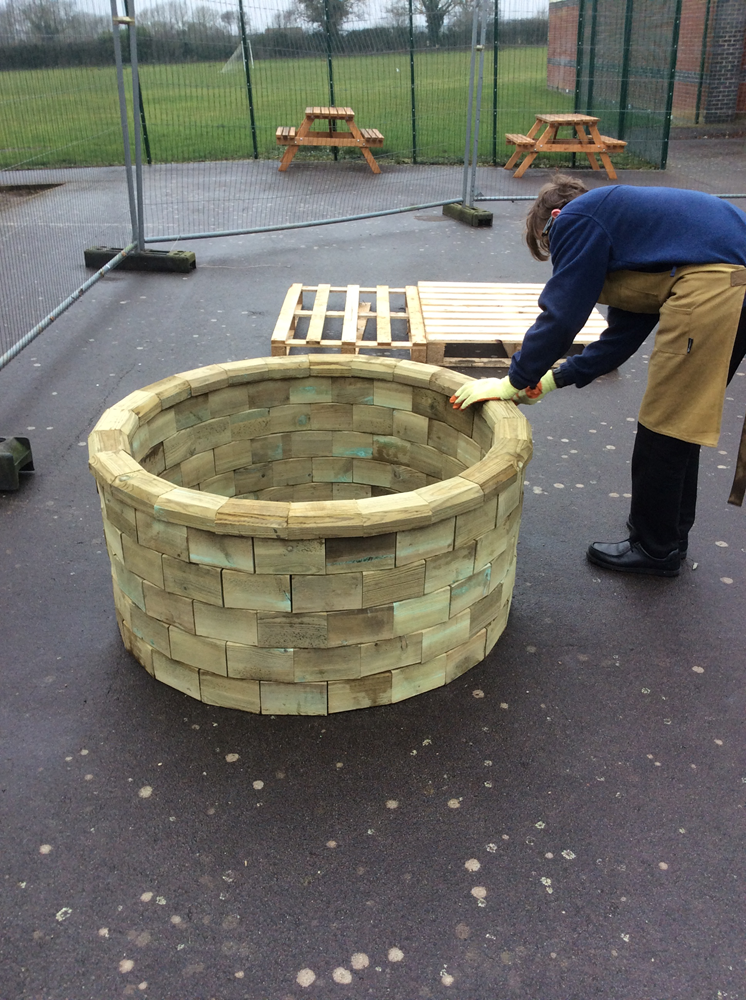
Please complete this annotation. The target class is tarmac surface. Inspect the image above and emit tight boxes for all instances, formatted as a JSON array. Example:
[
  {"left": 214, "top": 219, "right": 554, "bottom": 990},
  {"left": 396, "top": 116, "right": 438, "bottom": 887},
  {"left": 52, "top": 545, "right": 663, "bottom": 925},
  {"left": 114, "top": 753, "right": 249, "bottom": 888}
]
[{"left": 1, "top": 146, "right": 745, "bottom": 1000}]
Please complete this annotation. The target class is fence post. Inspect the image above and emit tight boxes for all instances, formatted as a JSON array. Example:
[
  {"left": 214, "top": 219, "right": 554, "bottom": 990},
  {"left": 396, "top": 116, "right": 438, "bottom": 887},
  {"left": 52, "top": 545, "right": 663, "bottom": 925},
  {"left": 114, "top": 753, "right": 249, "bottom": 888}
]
[
  {"left": 617, "top": 0, "right": 635, "bottom": 141},
  {"left": 109, "top": 0, "right": 139, "bottom": 247},
  {"left": 324, "top": 0, "right": 338, "bottom": 159},
  {"left": 238, "top": 0, "right": 259, "bottom": 159},
  {"left": 461, "top": 0, "right": 481, "bottom": 206},
  {"left": 408, "top": 0, "right": 417, "bottom": 164},
  {"left": 468, "top": 1, "right": 487, "bottom": 207},
  {"left": 661, "top": 0, "right": 683, "bottom": 169},
  {"left": 491, "top": 0, "right": 499, "bottom": 165},
  {"left": 694, "top": 0, "right": 712, "bottom": 125},
  {"left": 123, "top": 0, "right": 151, "bottom": 165}
]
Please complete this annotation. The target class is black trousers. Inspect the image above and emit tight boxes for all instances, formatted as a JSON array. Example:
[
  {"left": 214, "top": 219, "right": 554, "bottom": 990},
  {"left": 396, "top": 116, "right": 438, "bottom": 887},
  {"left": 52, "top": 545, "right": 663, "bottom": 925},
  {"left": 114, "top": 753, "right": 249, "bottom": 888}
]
[{"left": 628, "top": 305, "right": 746, "bottom": 557}]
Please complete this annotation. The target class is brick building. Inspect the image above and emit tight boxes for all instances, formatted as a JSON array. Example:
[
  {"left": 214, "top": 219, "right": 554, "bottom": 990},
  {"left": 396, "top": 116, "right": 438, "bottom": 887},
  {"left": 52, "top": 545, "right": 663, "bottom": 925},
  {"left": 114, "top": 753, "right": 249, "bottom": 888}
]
[{"left": 548, "top": 0, "right": 746, "bottom": 124}]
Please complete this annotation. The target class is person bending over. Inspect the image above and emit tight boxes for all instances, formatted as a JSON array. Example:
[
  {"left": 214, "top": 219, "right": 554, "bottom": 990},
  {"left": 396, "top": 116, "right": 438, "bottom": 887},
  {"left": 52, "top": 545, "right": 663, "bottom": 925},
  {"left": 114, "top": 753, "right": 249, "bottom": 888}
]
[{"left": 452, "top": 176, "right": 746, "bottom": 578}]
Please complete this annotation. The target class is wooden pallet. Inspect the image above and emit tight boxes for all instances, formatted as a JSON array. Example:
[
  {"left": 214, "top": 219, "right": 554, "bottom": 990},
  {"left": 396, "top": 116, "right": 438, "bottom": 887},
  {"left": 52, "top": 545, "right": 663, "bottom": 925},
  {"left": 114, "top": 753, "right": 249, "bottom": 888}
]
[
  {"left": 271, "top": 284, "right": 427, "bottom": 361},
  {"left": 417, "top": 281, "right": 608, "bottom": 366}
]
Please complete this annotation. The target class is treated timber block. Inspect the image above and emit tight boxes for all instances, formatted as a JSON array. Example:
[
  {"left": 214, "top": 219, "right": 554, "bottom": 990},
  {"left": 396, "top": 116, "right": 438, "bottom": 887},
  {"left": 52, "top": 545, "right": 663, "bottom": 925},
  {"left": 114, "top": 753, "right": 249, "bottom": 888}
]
[
  {"left": 363, "top": 561, "right": 425, "bottom": 607},
  {"left": 103, "top": 519, "right": 124, "bottom": 563},
  {"left": 267, "top": 404, "right": 313, "bottom": 434},
  {"left": 331, "top": 377, "right": 374, "bottom": 404},
  {"left": 289, "top": 377, "right": 333, "bottom": 404},
  {"left": 223, "top": 356, "right": 311, "bottom": 384},
  {"left": 214, "top": 499, "right": 290, "bottom": 538},
  {"left": 486, "top": 599, "right": 510, "bottom": 654},
  {"left": 194, "top": 603, "right": 257, "bottom": 644},
  {"left": 372, "top": 435, "right": 411, "bottom": 467},
  {"left": 446, "top": 630, "right": 487, "bottom": 683},
  {"left": 326, "top": 533, "right": 395, "bottom": 574},
  {"left": 142, "top": 408, "right": 178, "bottom": 445},
  {"left": 111, "top": 556, "right": 145, "bottom": 610},
  {"left": 294, "top": 645, "right": 362, "bottom": 682},
  {"left": 188, "top": 528, "right": 254, "bottom": 572},
  {"left": 230, "top": 408, "right": 271, "bottom": 440},
  {"left": 391, "top": 654, "right": 447, "bottom": 703},
  {"left": 390, "top": 466, "right": 428, "bottom": 493},
  {"left": 360, "top": 632, "right": 422, "bottom": 675},
  {"left": 173, "top": 395, "right": 211, "bottom": 431},
  {"left": 353, "top": 405, "right": 393, "bottom": 436},
  {"left": 393, "top": 410, "right": 429, "bottom": 445},
  {"left": 273, "top": 457, "right": 314, "bottom": 486},
  {"left": 208, "top": 384, "right": 250, "bottom": 419},
  {"left": 256, "top": 612, "right": 327, "bottom": 648},
  {"left": 353, "top": 458, "right": 394, "bottom": 489},
  {"left": 455, "top": 495, "right": 498, "bottom": 548},
  {"left": 181, "top": 451, "right": 216, "bottom": 488},
  {"left": 373, "top": 381, "right": 412, "bottom": 410},
  {"left": 247, "top": 379, "right": 293, "bottom": 409},
  {"left": 469, "top": 584, "right": 503, "bottom": 638},
  {"left": 457, "top": 434, "right": 484, "bottom": 467},
  {"left": 169, "top": 627, "right": 227, "bottom": 675},
  {"left": 122, "top": 533, "right": 165, "bottom": 588},
  {"left": 450, "top": 564, "right": 492, "bottom": 617},
  {"left": 393, "top": 586, "right": 450, "bottom": 637},
  {"left": 289, "top": 431, "right": 334, "bottom": 458},
  {"left": 260, "top": 681, "right": 327, "bottom": 716},
  {"left": 199, "top": 472, "right": 236, "bottom": 496},
  {"left": 396, "top": 518, "right": 455, "bottom": 566},
  {"left": 416, "top": 478, "right": 484, "bottom": 521},
  {"left": 474, "top": 522, "right": 509, "bottom": 572},
  {"left": 152, "top": 651, "right": 201, "bottom": 700},
  {"left": 223, "top": 572, "right": 290, "bottom": 612},
  {"left": 424, "top": 542, "right": 476, "bottom": 594},
  {"left": 120, "top": 621, "right": 154, "bottom": 675},
  {"left": 327, "top": 606, "right": 394, "bottom": 647},
  {"left": 312, "top": 457, "right": 352, "bottom": 482},
  {"left": 140, "top": 443, "right": 166, "bottom": 476},
  {"left": 332, "top": 431, "right": 373, "bottom": 459},
  {"left": 332, "top": 483, "right": 371, "bottom": 500},
  {"left": 180, "top": 364, "right": 230, "bottom": 395},
  {"left": 392, "top": 359, "right": 442, "bottom": 388},
  {"left": 357, "top": 493, "right": 432, "bottom": 534},
  {"left": 129, "top": 603, "right": 171, "bottom": 655},
  {"left": 163, "top": 555, "right": 223, "bottom": 607},
  {"left": 110, "top": 470, "right": 174, "bottom": 513},
  {"left": 200, "top": 672, "right": 260, "bottom": 713},
  {"left": 234, "top": 464, "right": 273, "bottom": 494},
  {"left": 115, "top": 388, "right": 163, "bottom": 423},
  {"left": 328, "top": 672, "right": 392, "bottom": 713},
  {"left": 141, "top": 374, "right": 192, "bottom": 409},
  {"left": 292, "top": 573, "right": 363, "bottom": 613},
  {"left": 136, "top": 508, "right": 188, "bottom": 562},
  {"left": 285, "top": 500, "right": 365, "bottom": 540},
  {"left": 460, "top": 453, "right": 517, "bottom": 496},
  {"left": 497, "top": 475, "right": 522, "bottom": 521},
  {"left": 214, "top": 440, "right": 253, "bottom": 475},
  {"left": 243, "top": 433, "right": 285, "bottom": 465},
  {"left": 143, "top": 580, "right": 195, "bottom": 633},
  {"left": 421, "top": 608, "right": 471, "bottom": 660},
  {"left": 254, "top": 537, "right": 324, "bottom": 575},
  {"left": 155, "top": 488, "right": 226, "bottom": 529},
  {"left": 227, "top": 643, "right": 294, "bottom": 681},
  {"left": 101, "top": 490, "right": 137, "bottom": 536},
  {"left": 428, "top": 420, "right": 460, "bottom": 458}
]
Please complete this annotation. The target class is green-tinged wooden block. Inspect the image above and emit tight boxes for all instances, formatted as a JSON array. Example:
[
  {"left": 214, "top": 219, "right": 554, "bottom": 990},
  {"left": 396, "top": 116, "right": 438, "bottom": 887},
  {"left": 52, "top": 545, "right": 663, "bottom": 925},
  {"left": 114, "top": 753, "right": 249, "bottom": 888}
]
[
  {"left": 396, "top": 518, "right": 455, "bottom": 567},
  {"left": 194, "top": 603, "right": 257, "bottom": 645},
  {"left": 208, "top": 384, "right": 250, "bottom": 419},
  {"left": 326, "top": 533, "right": 395, "bottom": 574},
  {"left": 173, "top": 394, "right": 211, "bottom": 432},
  {"left": 469, "top": 584, "right": 504, "bottom": 638},
  {"left": 327, "top": 606, "right": 394, "bottom": 647},
  {"left": 392, "top": 410, "right": 429, "bottom": 445},
  {"left": 486, "top": 599, "right": 510, "bottom": 653},
  {"left": 294, "top": 645, "right": 362, "bottom": 682},
  {"left": 393, "top": 586, "right": 450, "bottom": 637},
  {"left": 391, "top": 654, "right": 447, "bottom": 703},
  {"left": 169, "top": 627, "right": 227, "bottom": 676},
  {"left": 425, "top": 542, "right": 476, "bottom": 594},
  {"left": 200, "top": 672, "right": 260, "bottom": 713},
  {"left": 180, "top": 450, "right": 216, "bottom": 489},
  {"left": 289, "top": 431, "right": 334, "bottom": 459},
  {"left": 152, "top": 651, "right": 201, "bottom": 700},
  {"left": 227, "top": 643, "right": 294, "bottom": 681},
  {"left": 289, "top": 377, "right": 333, "bottom": 404},
  {"left": 455, "top": 496, "right": 498, "bottom": 548},
  {"left": 363, "top": 561, "right": 425, "bottom": 607},
  {"left": 256, "top": 612, "right": 328, "bottom": 648},
  {"left": 450, "top": 564, "right": 492, "bottom": 617},
  {"left": 223, "top": 571, "right": 290, "bottom": 611},
  {"left": 187, "top": 528, "right": 254, "bottom": 572},
  {"left": 373, "top": 381, "right": 413, "bottom": 411},
  {"left": 360, "top": 633, "right": 422, "bottom": 675},
  {"left": 292, "top": 573, "right": 363, "bottom": 613},
  {"left": 446, "top": 630, "right": 487, "bottom": 683},
  {"left": 213, "top": 440, "right": 253, "bottom": 475},
  {"left": 421, "top": 608, "right": 471, "bottom": 660},
  {"left": 129, "top": 603, "right": 171, "bottom": 656},
  {"left": 163, "top": 417, "right": 231, "bottom": 468},
  {"left": 143, "top": 580, "right": 195, "bottom": 634},
  {"left": 331, "top": 377, "right": 375, "bottom": 404},
  {"left": 260, "top": 680, "right": 327, "bottom": 716},
  {"left": 111, "top": 555, "right": 145, "bottom": 611},
  {"left": 254, "top": 537, "right": 325, "bottom": 575},
  {"left": 136, "top": 510, "right": 188, "bottom": 560},
  {"left": 328, "top": 672, "right": 392, "bottom": 713},
  {"left": 332, "top": 431, "right": 373, "bottom": 459},
  {"left": 230, "top": 408, "right": 271, "bottom": 440},
  {"left": 162, "top": 554, "right": 223, "bottom": 607},
  {"left": 120, "top": 620, "right": 154, "bottom": 676}
]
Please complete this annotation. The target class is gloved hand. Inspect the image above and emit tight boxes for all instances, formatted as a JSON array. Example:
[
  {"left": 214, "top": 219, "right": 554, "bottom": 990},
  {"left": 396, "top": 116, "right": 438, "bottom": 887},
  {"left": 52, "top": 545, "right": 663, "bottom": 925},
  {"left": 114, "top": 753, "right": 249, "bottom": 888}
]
[
  {"left": 512, "top": 370, "right": 558, "bottom": 405},
  {"left": 450, "top": 376, "right": 521, "bottom": 410}
]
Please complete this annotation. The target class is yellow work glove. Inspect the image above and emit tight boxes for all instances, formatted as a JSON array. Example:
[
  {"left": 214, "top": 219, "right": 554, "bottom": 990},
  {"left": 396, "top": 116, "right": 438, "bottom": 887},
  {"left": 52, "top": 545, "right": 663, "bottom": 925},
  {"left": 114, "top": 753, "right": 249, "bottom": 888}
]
[
  {"left": 450, "top": 376, "right": 521, "bottom": 410},
  {"left": 512, "top": 370, "right": 558, "bottom": 405}
]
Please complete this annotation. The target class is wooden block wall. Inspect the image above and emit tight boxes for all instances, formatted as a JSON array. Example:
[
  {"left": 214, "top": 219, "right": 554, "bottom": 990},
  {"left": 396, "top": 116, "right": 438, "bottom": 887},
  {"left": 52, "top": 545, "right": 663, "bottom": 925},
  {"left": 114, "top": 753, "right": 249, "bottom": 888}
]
[{"left": 90, "top": 355, "right": 532, "bottom": 714}]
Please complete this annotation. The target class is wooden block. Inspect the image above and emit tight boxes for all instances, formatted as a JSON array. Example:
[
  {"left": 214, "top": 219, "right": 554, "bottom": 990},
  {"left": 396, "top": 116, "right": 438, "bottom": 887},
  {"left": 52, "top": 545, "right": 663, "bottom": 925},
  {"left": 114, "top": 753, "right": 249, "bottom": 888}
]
[
  {"left": 180, "top": 364, "right": 230, "bottom": 395},
  {"left": 129, "top": 603, "right": 171, "bottom": 655},
  {"left": 332, "top": 431, "right": 373, "bottom": 459},
  {"left": 200, "top": 672, "right": 260, "bottom": 713},
  {"left": 455, "top": 495, "right": 498, "bottom": 548},
  {"left": 497, "top": 474, "right": 522, "bottom": 521},
  {"left": 393, "top": 586, "right": 450, "bottom": 637},
  {"left": 247, "top": 379, "right": 293, "bottom": 409},
  {"left": 101, "top": 490, "right": 137, "bottom": 537},
  {"left": 290, "top": 498, "right": 364, "bottom": 540},
  {"left": 392, "top": 410, "right": 429, "bottom": 445},
  {"left": 230, "top": 408, "right": 271, "bottom": 440},
  {"left": 392, "top": 359, "right": 441, "bottom": 389},
  {"left": 353, "top": 458, "right": 393, "bottom": 490},
  {"left": 360, "top": 632, "right": 422, "bottom": 675},
  {"left": 416, "top": 478, "right": 484, "bottom": 523},
  {"left": 421, "top": 607, "right": 471, "bottom": 660},
  {"left": 312, "top": 456, "right": 352, "bottom": 483},
  {"left": 289, "top": 430, "right": 334, "bottom": 458},
  {"left": 474, "top": 522, "right": 509, "bottom": 572},
  {"left": 450, "top": 564, "right": 492, "bottom": 617},
  {"left": 233, "top": 463, "right": 273, "bottom": 494},
  {"left": 208, "top": 384, "right": 250, "bottom": 419},
  {"left": 485, "top": 599, "right": 510, "bottom": 654},
  {"left": 405, "top": 442, "right": 444, "bottom": 479},
  {"left": 372, "top": 435, "right": 411, "bottom": 466},
  {"left": 328, "top": 672, "right": 392, "bottom": 713},
  {"left": 260, "top": 680, "right": 327, "bottom": 716},
  {"left": 446, "top": 630, "right": 487, "bottom": 683},
  {"left": 140, "top": 443, "right": 166, "bottom": 476},
  {"left": 267, "top": 404, "right": 313, "bottom": 434},
  {"left": 152, "top": 651, "right": 201, "bottom": 700},
  {"left": 428, "top": 420, "right": 459, "bottom": 458},
  {"left": 110, "top": 470, "right": 174, "bottom": 514},
  {"left": 327, "top": 606, "right": 394, "bottom": 647},
  {"left": 142, "top": 374, "right": 191, "bottom": 409},
  {"left": 469, "top": 584, "right": 503, "bottom": 638},
  {"left": 283, "top": 483, "right": 335, "bottom": 502},
  {"left": 188, "top": 527, "right": 254, "bottom": 572},
  {"left": 115, "top": 388, "right": 163, "bottom": 423},
  {"left": 163, "top": 554, "right": 223, "bottom": 607},
  {"left": 119, "top": 620, "right": 154, "bottom": 676},
  {"left": 199, "top": 472, "right": 236, "bottom": 497},
  {"left": 155, "top": 488, "right": 226, "bottom": 530},
  {"left": 425, "top": 542, "right": 476, "bottom": 594},
  {"left": 213, "top": 440, "right": 253, "bottom": 475},
  {"left": 214, "top": 499, "right": 290, "bottom": 539},
  {"left": 224, "top": 356, "right": 310, "bottom": 384},
  {"left": 254, "top": 537, "right": 325, "bottom": 575},
  {"left": 352, "top": 404, "right": 393, "bottom": 436},
  {"left": 345, "top": 356, "right": 399, "bottom": 381},
  {"left": 181, "top": 450, "right": 216, "bottom": 489},
  {"left": 122, "top": 533, "right": 165, "bottom": 588},
  {"left": 391, "top": 654, "right": 446, "bottom": 703},
  {"left": 170, "top": 627, "right": 227, "bottom": 675},
  {"left": 103, "top": 519, "right": 124, "bottom": 563},
  {"left": 326, "top": 533, "right": 395, "bottom": 574},
  {"left": 223, "top": 571, "right": 290, "bottom": 611},
  {"left": 88, "top": 426, "right": 130, "bottom": 456},
  {"left": 173, "top": 394, "right": 211, "bottom": 431},
  {"left": 292, "top": 573, "right": 363, "bottom": 613},
  {"left": 373, "top": 381, "right": 413, "bottom": 411},
  {"left": 457, "top": 433, "right": 484, "bottom": 467},
  {"left": 111, "top": 554, "right": 145, "bottom": 610},
  {"left": 244, "top": 433, "right": 286, "bottom": 465},
  {"left": 332, "top": 483, "right": 371, "bottom": 500},
  {"left": 273, "top": 457, "right": 314, "bottom": 487},
  {"left": 487, "top": 547, "right": 512, "bottom": 593},
  {"left": 396, "top": 518, "right": 455, "bottom": 566},
  {"left": 289, "top": 377, "right": 333, "bottom": 404},
  {"left": 159, "top": 465, "right": 183, "bottom": 487},
  {"left": 143, "top": 580, "right": 195, "bottom": 633},
  {"left": 357, "top": 493, "right": 432, "bottom": 534},
  {"left": 429, "top": 369, "right": 471, "bottom": 397},
  {"left": 331, "top": 377, "right": 374, "bottom": 405},
  {"left": 307, "top": 403, "right": 353, "bottom": 432},
  {"left": 90, "top": 405, "right": 139, "bottom": 443},
  {"left": 294, "top": 645, "right": 361, "bottom": 682},
  {"left": 471, "top": 412, "right": 494, "bottom": 455},
  {"left": 389, "top": 466, "right": 428, "bottom": 493},
  {"left": 227, "top": 643, "right": 294, "bottom": 681},
  {"left": 142, "top": 407, "right": 178, "bottom": 447},
  {"left": 193, "top": 602, "right": 257, "bottom": 644},
  {"left": 442, "top": 455, "right": 467, "bottom": 479},
  {"left": 257, "top": 612, "right": 327, "bottom": 648}
]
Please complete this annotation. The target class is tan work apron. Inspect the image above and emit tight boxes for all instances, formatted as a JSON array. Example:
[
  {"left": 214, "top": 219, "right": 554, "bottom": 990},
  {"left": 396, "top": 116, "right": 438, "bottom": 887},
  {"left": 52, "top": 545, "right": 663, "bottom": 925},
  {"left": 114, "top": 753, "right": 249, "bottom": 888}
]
[{"left": 598, "top": 264, "right": 746, "bottom": 448}]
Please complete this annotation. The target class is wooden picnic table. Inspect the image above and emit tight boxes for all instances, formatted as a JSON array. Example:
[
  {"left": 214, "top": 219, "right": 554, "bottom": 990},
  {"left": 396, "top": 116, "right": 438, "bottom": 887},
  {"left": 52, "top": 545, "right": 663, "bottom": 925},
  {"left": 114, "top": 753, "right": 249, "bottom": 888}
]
[
  {"left": 505, "top": 113, "right": 626, "bottom": 180},
  {"left": 276, "top": 106, "right": 384, "bottom": 174}
]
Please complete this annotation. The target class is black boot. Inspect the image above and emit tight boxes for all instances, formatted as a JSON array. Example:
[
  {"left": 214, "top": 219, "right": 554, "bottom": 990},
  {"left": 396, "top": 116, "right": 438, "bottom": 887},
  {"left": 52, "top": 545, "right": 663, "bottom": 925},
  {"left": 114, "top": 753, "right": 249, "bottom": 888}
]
[{"left": 587, "top": 538, "right": 681, "bottom": 577}]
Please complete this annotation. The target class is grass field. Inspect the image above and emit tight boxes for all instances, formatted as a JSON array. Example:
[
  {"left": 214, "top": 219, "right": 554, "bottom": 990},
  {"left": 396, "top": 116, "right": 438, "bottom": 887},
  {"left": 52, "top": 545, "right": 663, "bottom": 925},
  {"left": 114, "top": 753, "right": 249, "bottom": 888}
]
[{"left": 0, "top": 47, "right": 589, "bottom": 170}]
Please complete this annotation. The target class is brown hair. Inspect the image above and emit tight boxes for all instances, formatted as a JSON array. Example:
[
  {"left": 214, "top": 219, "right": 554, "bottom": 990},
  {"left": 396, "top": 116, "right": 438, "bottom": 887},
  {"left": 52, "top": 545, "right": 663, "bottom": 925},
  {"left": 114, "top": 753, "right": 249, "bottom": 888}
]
[{"left": 525, "top": 174, "right": 589, "bottom": 261}]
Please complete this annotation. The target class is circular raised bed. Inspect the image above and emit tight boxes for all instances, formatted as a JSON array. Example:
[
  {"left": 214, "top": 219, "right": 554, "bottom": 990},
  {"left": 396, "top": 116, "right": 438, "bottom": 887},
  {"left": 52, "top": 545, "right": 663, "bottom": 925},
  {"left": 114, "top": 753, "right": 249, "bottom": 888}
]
[{"left": 88, "top": 355, "right": 532, "bottom": 714}]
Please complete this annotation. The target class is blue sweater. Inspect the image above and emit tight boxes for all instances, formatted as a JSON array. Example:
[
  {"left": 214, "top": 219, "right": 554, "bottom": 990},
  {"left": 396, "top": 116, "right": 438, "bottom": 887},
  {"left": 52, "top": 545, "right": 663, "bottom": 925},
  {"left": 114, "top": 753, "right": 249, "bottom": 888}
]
[{"left": 507, "top": 186, "right": 746, "bottom": 389}]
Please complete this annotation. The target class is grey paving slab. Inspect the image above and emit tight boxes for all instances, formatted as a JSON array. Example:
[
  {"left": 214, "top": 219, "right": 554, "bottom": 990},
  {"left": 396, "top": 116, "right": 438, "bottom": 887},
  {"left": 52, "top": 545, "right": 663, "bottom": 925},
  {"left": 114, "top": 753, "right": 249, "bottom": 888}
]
[{"left": 0, "top": 154, "right": 745, "bottom": 1000}]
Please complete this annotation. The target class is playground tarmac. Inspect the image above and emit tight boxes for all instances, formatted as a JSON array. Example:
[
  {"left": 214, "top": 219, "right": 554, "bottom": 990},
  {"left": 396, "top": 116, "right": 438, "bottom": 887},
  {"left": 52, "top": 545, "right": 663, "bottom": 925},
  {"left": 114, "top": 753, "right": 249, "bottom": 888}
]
[{"left": 1, "top": 145, "right": 745, "bottom": 999}]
